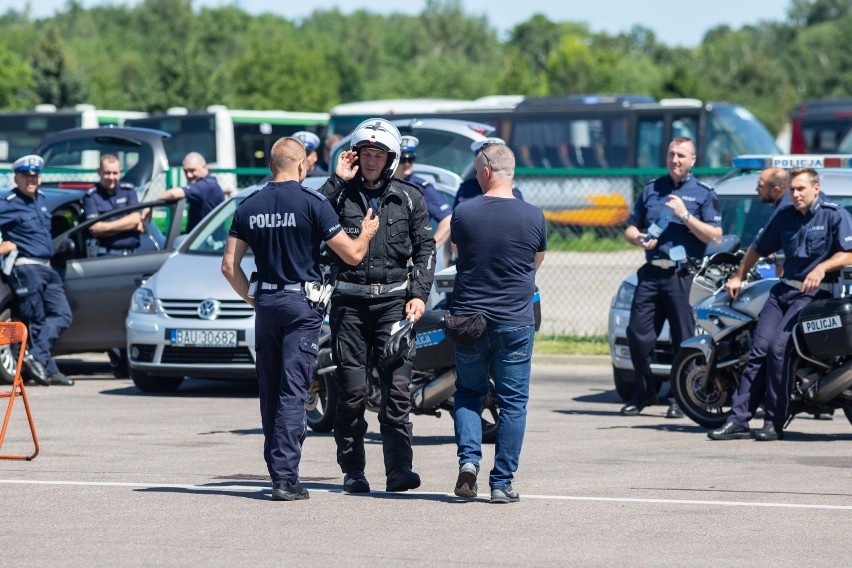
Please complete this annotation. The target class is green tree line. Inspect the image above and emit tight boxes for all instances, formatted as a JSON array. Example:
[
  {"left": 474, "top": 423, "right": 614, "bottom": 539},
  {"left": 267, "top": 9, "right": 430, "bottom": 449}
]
[{"left": 0, "top": 0, "right": 850, "bottom": 136}]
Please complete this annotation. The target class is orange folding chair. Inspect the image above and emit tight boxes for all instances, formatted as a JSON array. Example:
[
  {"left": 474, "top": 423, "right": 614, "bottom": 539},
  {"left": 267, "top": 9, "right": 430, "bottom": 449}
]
[{"left": 0, "top": 322, "right": 39, "bottom": 460}]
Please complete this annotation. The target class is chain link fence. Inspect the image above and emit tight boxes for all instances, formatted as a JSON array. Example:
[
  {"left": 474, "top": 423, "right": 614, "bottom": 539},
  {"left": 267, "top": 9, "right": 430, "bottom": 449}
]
[
  {"left": 3, "top": 164, "right": 729, "bottom": 337},
  {"left": 214, "top": 166, "right": 730, "bottom": 337}
]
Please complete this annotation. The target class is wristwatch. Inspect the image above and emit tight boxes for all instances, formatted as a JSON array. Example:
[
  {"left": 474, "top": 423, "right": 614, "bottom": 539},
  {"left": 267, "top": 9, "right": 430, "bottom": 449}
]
[{"left": 681, "top": 212, "right": 691, "bottom": 223}]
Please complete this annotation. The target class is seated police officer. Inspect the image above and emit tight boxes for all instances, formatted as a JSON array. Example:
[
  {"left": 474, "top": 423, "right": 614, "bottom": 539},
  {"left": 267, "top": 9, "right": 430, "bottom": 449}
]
[
  {"left": 393, "top": 135, "right": 452, "bottom": 265},
  {"left": 320, "top": 118, "right": 436, "bottom": 494},
  {"left": 222, "top": 137, "right": 379, "bottom": 501},
  {"left": 708, "top": 167, "right": 852, "bottom": 441},
  {"left": 83, "top": 154, "right": 142, "bottom": 257},
  {"left": 0, "top": 155, "right": 74, "bottom": 386},
  {"left": 292, "top": 131, "right": 327, "bottom": 176}
]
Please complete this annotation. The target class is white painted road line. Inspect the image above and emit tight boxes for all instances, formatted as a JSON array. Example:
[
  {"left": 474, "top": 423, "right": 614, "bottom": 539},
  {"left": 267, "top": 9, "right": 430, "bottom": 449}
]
[{"left": 2, "top": 480, "right": 851, "bottom": 510}]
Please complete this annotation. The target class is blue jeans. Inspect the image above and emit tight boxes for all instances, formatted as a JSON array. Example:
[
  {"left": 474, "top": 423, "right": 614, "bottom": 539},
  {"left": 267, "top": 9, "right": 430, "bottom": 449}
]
[{"left": 453, "top": 322, "right": 534, "bottom": 490}]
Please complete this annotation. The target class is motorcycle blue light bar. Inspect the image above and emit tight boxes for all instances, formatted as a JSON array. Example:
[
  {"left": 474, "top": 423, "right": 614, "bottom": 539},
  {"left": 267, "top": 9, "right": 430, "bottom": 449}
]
[{"left": 732, "top": 155, "right": 852, "bottom": 169}]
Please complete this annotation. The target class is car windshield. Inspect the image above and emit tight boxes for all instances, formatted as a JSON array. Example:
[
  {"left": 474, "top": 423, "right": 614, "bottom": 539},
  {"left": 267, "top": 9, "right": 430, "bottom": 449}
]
[
  {"left": 185, "top": 195, "right": 249, "bottom": 255},
  {"left": 38, "top": 135, "right": 154, "bottom": 188}
]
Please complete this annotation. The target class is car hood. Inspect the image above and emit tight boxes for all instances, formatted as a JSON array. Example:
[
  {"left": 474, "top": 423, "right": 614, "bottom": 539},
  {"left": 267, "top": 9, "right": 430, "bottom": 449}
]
[{"left": 148, "top": 252, "right": 256, "bottom": 300}]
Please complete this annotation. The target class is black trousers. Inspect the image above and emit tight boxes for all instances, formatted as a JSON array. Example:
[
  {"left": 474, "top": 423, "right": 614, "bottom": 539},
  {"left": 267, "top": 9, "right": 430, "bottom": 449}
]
[
  {"left": 626, "top": 264, "right": 694, "bottom": 405},
  {"left": 330, "top": 293, "right": 413, "bottom": 475}
]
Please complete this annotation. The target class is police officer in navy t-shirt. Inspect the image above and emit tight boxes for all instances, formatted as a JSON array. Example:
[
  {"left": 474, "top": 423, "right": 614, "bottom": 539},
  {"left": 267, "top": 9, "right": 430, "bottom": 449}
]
[
  {"left": 622, "top": 137, "right": 722, "bottom": 418},
  {"left": 709, "top": 167, "right": 852, "bottom": 441},
  {"left": 0, "top": 155, "right": 73, "bottom": 386},
  {"left": 222, "top": 137, "right": 379, "bottom": 501},
  {"left": 159, "top": 152, "right": 225, "bottom": 232}
]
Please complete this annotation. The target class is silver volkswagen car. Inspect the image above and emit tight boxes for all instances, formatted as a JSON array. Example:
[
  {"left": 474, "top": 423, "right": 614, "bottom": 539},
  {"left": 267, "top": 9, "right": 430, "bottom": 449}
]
[{"left": 126, "top": 166, "right": 462, "bottom": 392}]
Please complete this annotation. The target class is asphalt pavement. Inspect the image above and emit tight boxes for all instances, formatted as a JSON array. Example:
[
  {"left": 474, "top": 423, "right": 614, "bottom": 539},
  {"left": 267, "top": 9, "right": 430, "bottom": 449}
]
[{"left": 1, "top": 355, "right": 851, "bottom": 567}]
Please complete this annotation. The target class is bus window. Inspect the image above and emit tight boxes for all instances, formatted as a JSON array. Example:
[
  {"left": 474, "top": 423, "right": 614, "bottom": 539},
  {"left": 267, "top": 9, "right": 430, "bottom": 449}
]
[
  {"left": 133, "top": 115, "right": 218, "bottom": 167},
  {"left": 511, "top": 118, "right": 570, "bottom": 168},
  {"left": 707, "top": 104, "right": 778, "bottom": 160},
  {"left": 672, "top": 116, "right": 698, "bottom": 142},
  {"left": 636, "top": 118, "right": 664, "bottom": 168}
]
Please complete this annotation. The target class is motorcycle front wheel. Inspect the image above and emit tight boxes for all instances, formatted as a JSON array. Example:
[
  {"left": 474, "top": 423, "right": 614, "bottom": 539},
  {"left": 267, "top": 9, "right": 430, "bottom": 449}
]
[
  {"left": 671, "top": 348, "right": 736, "bottom": 429},
  {"left": 305, "top": 352, "right": 337, "bottom": 432}
]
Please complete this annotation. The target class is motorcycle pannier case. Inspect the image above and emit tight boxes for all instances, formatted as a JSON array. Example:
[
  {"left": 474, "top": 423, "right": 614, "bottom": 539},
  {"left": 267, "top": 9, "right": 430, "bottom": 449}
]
[
  {"left": 798, "top": 298, "right": 852, "bottom": 358},
  {"left": 413, "top": 310, "right": 456, "bottom": 369}
]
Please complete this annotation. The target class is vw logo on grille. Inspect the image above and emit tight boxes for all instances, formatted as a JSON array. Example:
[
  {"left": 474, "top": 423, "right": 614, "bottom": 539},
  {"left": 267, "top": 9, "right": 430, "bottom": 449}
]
[{"left": 197, "top": 298, "right": 221, "bottom": 320}]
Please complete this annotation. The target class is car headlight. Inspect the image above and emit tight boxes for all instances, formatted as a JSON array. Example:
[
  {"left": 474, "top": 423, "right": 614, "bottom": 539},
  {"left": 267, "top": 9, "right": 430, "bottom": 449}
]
[
  {"left": 131, "top": 287, "right": 162, "bottom": 314},
  {"left": 612, "top": 281, "right": 636, "bottom": 310}
]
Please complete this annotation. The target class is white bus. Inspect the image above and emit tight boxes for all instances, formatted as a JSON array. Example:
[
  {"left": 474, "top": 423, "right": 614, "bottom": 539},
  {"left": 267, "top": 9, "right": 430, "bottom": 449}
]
[
  {"left": 126, "top": 105, "right": 329, "bottom": 191},
  {"left": 0, "top": 104, "right": 147, "bottom": 169}
]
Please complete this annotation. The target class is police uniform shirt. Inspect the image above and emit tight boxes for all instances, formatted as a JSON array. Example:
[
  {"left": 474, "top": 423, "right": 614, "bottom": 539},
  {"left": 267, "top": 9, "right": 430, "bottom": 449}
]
[
  {"left": 754, "top": 199, "right": 852, "bottom": 282},
  {"left": 229, "top": 181, "right": 342, "bottom": 285},
  {"left": 0, "top": 189, "right": 53, "bottom": 259},
  {"left": 83, "top": 182, "right": 141, "bottom": 250},
  {"left": 407, "top": 174, "right": 450, "bottom": 222},
  {"left": 628, "top": 174, "right": 721, "bottom": 261},
  {"left": 185, "top": 174, "right": 226, "bottom": 231}
]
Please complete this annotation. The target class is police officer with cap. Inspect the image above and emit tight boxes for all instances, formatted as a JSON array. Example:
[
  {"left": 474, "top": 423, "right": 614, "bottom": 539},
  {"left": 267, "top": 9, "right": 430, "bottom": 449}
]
[
  {"left": 222, "top": 137, "right": 379, "bottom": 501},
  {"left": 0, "top": 155, "right": 73, "bottom": 386},
  {"left": 320, "top": 118, "right": 436, "bottom": 494},
  {"left": 293, "top": 131, "right": 326, "bottom": 176},
  {"left": 393, "top": 135, "right": 452, "bottom": 264},
  {"left": 621, "top": 137, "right": 721, "bottom": 417},
  {"left": 709, "top": 167, "right": 852, "bottom": 441},
  {"left": 453, "top": 137, "right": 524, "bottom": 208}
]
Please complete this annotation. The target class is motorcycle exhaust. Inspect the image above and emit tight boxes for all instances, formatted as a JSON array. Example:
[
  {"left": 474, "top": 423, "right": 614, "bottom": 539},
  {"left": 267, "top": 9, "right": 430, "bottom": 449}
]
[
  {"left": 411, "top": 369, "right": 457, "bottom": 411},
  {"left": 806, "top": 360, "right": 852, "bottom": 404}
]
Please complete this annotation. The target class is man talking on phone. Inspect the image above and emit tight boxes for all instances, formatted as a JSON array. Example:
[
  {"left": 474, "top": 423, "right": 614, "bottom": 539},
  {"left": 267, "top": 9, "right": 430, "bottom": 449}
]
[{"left": 319, "top": 118, "right": 436, "bottom": 494}]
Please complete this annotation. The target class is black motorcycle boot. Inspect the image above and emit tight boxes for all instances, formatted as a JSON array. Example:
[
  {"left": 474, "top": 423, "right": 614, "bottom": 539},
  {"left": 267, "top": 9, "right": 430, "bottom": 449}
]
[
  {"left": 343, "top": 470, "right": 370, "bottom": 493},
  {"left": 386, "top": 466, "right": 421, "bottom": 492}
]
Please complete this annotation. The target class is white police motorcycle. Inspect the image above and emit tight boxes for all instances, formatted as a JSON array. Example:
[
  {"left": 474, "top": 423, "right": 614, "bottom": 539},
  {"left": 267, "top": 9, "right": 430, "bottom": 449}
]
[{"left": 670, "top": 251, "right": 852, "bottom": 429}]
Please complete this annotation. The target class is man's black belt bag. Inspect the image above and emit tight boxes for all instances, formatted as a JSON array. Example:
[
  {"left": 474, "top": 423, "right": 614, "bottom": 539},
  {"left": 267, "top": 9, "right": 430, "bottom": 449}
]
[{"left": 443, "top": 312, "right": 487, "bottom": 345}]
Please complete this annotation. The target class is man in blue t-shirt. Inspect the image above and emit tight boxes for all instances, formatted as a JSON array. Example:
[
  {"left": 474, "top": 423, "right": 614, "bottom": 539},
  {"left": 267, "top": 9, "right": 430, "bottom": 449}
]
[
  {"left": 449, "top": 142, "right": 546, "bottom": 504},
  {"left": 159, "top": 152, "right": 225, "bottom": 232},
  {"left": 222, "top": 137, "right": 379, "bottom": 501}
]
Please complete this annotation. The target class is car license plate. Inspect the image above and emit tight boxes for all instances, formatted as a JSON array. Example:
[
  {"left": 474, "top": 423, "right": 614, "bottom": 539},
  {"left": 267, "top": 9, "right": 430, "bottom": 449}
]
[
  {"left": 802, "top": 316, "right": 842, "bottom": 334},
  {"left": 170, "top": 329, "right": 237, "bottom": 347}
]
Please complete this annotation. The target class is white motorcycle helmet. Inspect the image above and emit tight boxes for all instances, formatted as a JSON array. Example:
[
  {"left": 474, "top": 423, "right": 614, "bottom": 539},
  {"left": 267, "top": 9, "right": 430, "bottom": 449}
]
[{"left": 350, "top": 118, "right": 402, "bottom": 180}]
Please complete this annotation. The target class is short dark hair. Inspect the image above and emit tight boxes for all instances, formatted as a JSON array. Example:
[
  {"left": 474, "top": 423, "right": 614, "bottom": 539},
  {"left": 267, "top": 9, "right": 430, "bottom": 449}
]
[{"left": 790, "top": 167, "right": 819, "bottom": 186}]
